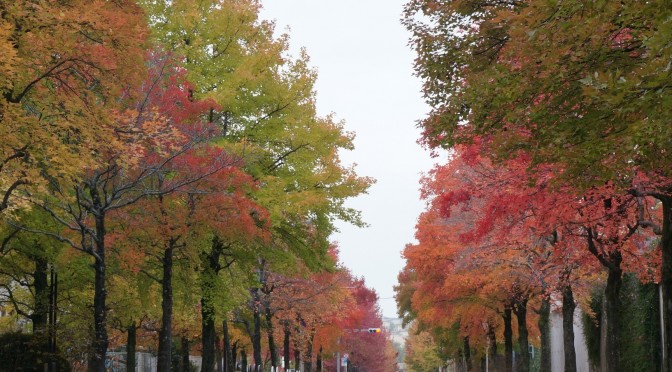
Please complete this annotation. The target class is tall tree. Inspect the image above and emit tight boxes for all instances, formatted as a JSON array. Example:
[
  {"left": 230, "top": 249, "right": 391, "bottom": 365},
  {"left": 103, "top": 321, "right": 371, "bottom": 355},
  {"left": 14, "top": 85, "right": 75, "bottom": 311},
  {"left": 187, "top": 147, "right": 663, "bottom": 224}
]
[
  {"left": 139, "top": 2, "right": 372, "bottom": 369},
  {"left": 404, "top": 3, "right": 672, "bottom": 368},
  {"left": 23, "top": 77, "right": 236, "bottom": 371}
]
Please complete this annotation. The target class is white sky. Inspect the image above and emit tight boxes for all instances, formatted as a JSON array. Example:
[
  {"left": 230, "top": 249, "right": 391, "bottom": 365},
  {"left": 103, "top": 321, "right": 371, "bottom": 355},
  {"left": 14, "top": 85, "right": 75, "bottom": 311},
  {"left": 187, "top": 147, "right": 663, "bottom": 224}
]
[{"left": 259, "top": 0, "right": 436, "bottom": 318}]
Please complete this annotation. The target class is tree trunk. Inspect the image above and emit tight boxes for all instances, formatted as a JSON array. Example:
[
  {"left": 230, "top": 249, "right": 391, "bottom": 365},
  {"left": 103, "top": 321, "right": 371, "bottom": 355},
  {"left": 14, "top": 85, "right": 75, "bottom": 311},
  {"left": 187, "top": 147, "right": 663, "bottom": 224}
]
[
  {"left": 265, "top": 305, "right": 278, "bottom": 367},
  {"left": 89, "top": 210, "right": 108, "bottom": 372},
  {"left": 503, "top": 306, "right": 513, "bottom": 372},
  {"left": 316, "top": 345, "right": 323, "bottom": 372},
  {"left": 660, "top": 197, "right": 672, "bottom": 372},
  {"left": 562, "top": 284, "right": 577, "bottom": 372},
  {"left": 202, "top": 297, "right": 216, "bottom": 372},
  {"left": 223, "top": 320, "right": 234, "bottom": 372},
  {"left": 586, "top": 226, "right": 624, "bottom": 372},
  {"left": 201, "top": 237, "right": 224, "bottom": 372},
  {"left": 181, "top": 336, "right": 190, "bottom": 372},
  {"left": 604, "top": 261, "right": 623, "bottom": 372},
  {"left": 305, "top": 330, "right": 314, "bottom": 372},
  {"left": 31, "top": 254, "right": 49, "bottom": 339},
  {"left": 463, "top": 336, "right": 472, "bottom": 371},
  {"left": 127, "top": 324, "right": 136, "bottom": 372},
  {"left": 283, "top": 322, "right": 291, "bottom": 370},
  {"left": 294, "top": 341, "right": 301, "bottom": 372},
  {"left": 252, "top": 288, "right": 263, "bottom": 368},
  {"left": 232, "top": 342, "right": 238, "bottom": 371},
  {"left": 487, "top": 323, "right": 497, "bottom": 368},
  {"left": 216, "top": 335, "right": 223, "bottom": 372},
  {"left": 48, "top": 266, "right": 57, "bottom": 369},
  {"left": 538, "top": 295, "right": 551, "bottom": 372},
  {"left": 31, "top": 253, "right": 51, "bottom": 370},
  {"left": 158, "top": 242, "right": 174, "bottom": 372},
  {"left": 241, "top": 349, "right": 248, "bottom": 372},
  {"left": 514, "top": 298, "right": 530, "bottom": 372}
]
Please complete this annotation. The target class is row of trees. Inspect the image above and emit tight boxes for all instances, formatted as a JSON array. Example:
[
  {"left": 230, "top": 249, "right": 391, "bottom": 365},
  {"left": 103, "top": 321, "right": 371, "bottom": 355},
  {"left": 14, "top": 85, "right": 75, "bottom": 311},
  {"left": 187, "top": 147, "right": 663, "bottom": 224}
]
[
  {"left": 0, "top": 1, "right": 397, "bottom": 371},
  {"left": 397, "top": 1, "right": 672, "bottom": 372}
]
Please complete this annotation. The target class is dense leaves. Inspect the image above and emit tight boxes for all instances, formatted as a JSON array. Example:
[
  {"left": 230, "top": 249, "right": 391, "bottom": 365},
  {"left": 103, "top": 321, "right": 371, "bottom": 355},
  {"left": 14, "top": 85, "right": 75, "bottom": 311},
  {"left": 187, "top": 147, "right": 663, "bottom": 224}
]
[
  {"left": 400, "top": 1, "right": 672, "bottom": 370},
  {"left": 0, "top": 0, "right": 148, "bottom": 213},
  {"left": 0, "top": 1, "right": 377, "bottom": 371}
]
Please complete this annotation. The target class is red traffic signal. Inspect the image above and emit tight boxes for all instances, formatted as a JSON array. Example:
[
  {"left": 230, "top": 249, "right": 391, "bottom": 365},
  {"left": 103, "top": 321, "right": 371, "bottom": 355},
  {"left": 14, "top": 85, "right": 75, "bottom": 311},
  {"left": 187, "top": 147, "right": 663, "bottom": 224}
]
[{"left": 367, "top": 328, "right": 381, "bottom": 333}]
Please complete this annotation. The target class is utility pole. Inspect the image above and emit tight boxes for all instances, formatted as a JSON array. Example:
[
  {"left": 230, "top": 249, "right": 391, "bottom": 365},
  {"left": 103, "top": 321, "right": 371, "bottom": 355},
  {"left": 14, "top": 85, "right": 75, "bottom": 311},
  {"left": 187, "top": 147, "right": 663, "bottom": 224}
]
[{"left": 337, "top": 350, "right": 340, "bottom": 372}]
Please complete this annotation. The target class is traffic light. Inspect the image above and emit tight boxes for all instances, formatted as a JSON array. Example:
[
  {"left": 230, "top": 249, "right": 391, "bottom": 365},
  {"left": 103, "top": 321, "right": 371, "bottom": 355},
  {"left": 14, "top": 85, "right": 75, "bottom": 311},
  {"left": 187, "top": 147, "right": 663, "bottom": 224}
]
[{"left": 367, "top": 328, "right": 381, "bottom": 333}]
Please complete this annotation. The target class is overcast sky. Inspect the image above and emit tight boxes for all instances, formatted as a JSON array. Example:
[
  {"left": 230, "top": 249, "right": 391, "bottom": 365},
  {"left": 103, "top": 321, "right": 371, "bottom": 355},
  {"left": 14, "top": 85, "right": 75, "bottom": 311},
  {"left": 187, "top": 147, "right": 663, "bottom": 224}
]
[{"left": 259, "top": 0, "right": 437, "bottom": 318}]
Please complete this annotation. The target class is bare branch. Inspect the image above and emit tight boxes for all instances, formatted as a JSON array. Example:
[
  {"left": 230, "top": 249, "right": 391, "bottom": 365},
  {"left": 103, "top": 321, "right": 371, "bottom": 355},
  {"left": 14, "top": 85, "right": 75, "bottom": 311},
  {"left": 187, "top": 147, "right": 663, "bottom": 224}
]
[
  {"left": 5, "top": 220, "right": 96, "bottom": 259},
  {"left": 1, "top": 179, "right": 28, "bottom": 212},
  {"left": 0, "top": 227, "right": 20, "bottom": 254},
  {"left": 139, "top": 269, "right": 161, "bottom": 284},
  {"left": 0, "top": 145, "right": 28, "bottom": 174}
]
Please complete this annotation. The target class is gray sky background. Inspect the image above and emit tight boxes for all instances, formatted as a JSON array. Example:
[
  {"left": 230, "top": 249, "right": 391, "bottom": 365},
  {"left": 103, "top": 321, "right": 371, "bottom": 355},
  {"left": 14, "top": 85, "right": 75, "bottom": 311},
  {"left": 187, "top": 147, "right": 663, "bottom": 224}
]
[{"left": 259, "top": 0, "right": 437, "bottom": 318}]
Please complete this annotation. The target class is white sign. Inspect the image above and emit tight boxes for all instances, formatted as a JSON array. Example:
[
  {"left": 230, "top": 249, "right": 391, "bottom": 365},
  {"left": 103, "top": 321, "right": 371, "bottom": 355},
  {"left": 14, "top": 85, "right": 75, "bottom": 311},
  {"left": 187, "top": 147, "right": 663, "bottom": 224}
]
[{"left": 341, "top": 353, "right": 349, "bottom": 366}]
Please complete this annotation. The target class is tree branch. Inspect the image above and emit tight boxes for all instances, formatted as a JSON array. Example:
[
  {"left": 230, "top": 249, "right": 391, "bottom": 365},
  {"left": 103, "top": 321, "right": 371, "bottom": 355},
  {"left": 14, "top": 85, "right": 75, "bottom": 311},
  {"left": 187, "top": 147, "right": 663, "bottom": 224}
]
[{"left": 1, "top": 179, "right": 28, "bottom": 212}]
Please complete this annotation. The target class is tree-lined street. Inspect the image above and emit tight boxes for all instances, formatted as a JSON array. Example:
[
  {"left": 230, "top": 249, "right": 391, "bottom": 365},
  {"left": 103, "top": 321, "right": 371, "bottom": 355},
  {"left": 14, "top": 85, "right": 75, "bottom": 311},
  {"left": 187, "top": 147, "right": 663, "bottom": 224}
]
[{"left": 2, "top": 1, "right": 672, "bottom": 372}]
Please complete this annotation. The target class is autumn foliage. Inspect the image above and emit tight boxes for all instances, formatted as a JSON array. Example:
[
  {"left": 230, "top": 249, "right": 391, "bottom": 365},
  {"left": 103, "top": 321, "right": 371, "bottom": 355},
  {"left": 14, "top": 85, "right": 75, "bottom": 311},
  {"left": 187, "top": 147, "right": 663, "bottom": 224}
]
[
  {"left": 0, "top": 1, "right": 376, "bottom": 371},
  {"left": 400, "top": 1, "right": 672, "bottom": 370}
]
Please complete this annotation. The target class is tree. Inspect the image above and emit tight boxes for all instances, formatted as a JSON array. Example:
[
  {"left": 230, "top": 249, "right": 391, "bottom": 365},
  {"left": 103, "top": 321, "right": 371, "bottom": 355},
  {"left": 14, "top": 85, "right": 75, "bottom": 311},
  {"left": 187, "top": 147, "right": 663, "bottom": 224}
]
[
  {"left": 138, "top": 3, "right": 372, "bottom": 370},
  {"left": 404, "top": 3, "right": 672, "bottom": 368},
  {"left": 404, "top": 1, "right": 671, "bottom": 178},
  {"left": 19, "top": 61, "right": 239, "bottom": 371},
  {"left": 1, "top": 0, "right": 147, "bottom": 214},
  {"left": 269, "top": 260, "right": 350, "bottom": 372},
  {"left": 0, "top": 211, "right": 63, "bottom": 343},
  {"left": 404, "top": 323, "right": 444, "bottom": 372},
  {"left": 339, "top": 278, "right": 398, "bottom": 372},
  {"left": 109, "top": 56, "right": 270, "bottom": 369},
  {"left": 138, "top": 0, "right": 372, "bottom": 238}
]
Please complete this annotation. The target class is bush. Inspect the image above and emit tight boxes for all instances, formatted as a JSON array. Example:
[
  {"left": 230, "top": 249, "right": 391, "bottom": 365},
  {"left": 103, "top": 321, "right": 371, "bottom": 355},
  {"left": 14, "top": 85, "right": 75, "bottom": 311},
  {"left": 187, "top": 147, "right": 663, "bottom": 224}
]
[
  {"left": 581, "top": 275, "right": 661, "bottom": 371},
  {"left": 0, "top": 332, "right": 70, "bottom": 372}
]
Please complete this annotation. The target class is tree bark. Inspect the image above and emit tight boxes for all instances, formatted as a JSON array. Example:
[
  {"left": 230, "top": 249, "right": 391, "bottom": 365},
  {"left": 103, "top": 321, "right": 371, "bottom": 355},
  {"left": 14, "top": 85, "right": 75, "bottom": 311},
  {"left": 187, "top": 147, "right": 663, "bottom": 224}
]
[
  {"left": 265, "top": 305, "right": 278, "bottom": 367},
  {"left": 294, "top": 341, "right": 301, "bottom": 372},
  {"left": 89, "top": 209, "right": 108, "bottom": 372},
  {"left": 223, "top": 320, "right": 234, "bottom": 372},
  {"left": 231, "top": 341, "right": 238, "bottom": 371},
  {"left": 48, "top": 266, "right": 57, "bottom": 368},
  {"left": 604, "top": 260, "right": 623, "bottom": 372},
  {"left": 127, "top": 324, "right": 136, "bottom": 372},
  {"left": 202, "top": 296, "right": 217, "bottom": 372},
  {"left": 316, "top": 345, "right": 323, "bottom": 372},
  {"left": 514, "top": 297, "right": 530, "bottom": 372},
  {"left": 31, "top": 252, "right": 51, "bottom": 369},
  {"left": 201, "top": 237, "right": 225, "bottom": 372},
  {"left": 181, "top": 336, "right": 190, "bottom": 372},
  {"left": 503, "top": 306, "right": 513, "bottom": 372},
  {"left": 562, "top": 284, "right": 577, "bottom": 372},
  {"left": 586, "top": 227, "right": 623, "bottom": 372},
  {"left": 463, "top": 336, "right": 472, "bottom": 371},
  {"left": 283, "top": 322, "right": 291, "bottom": 370},
  {"left": 31, "top": 254, "right": 49, "bottom": 339},
  {"left": 538, "top": 295, "right": 551, "bottom": 372},
  {"left": 158, "top": 242, "right": 174, "bottom": 372},
  {"left": 305, "top": 330, "right": 315, "bottom": 372},
  {"left": 216, "top": 335, "right": 223, "bottom": 372},
  {"left": 487, "top": 322, "right": 497, "bottom": 368},
  {"left": 241, "top": 349, "right": 248, "bottom": 372},
  {"left": 660, "top": 197, "right": 672, "bottom": 372},
  {"left": 252, "top": 288, "right": 263, "bottom": 368}
]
